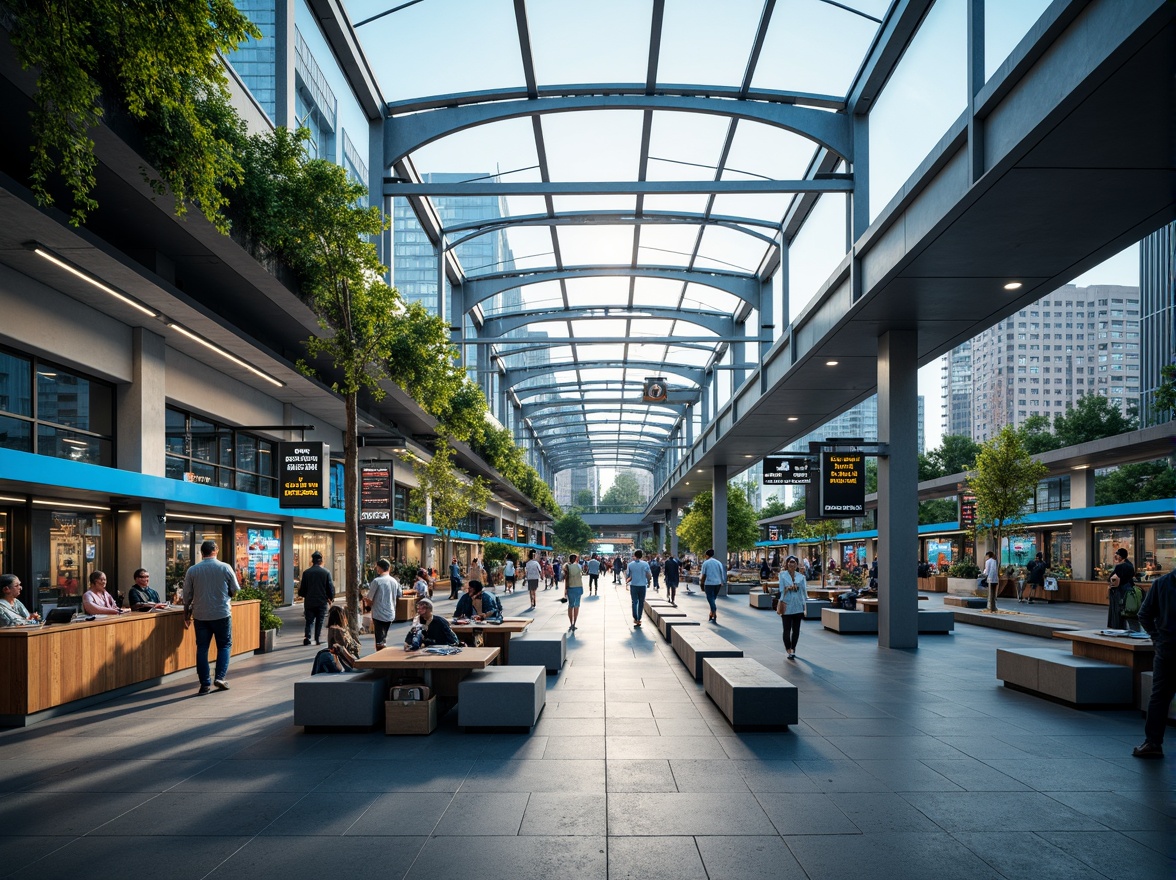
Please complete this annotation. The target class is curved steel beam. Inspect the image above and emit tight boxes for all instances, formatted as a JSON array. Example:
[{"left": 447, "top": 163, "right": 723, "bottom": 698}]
[
  {"left": 465, "top": 266, "right": 759, "bottom": 310},
  {"left": 445, "top": 210, "right": 779, "bottom": 250},
  {"left": 493, "top": 339, "right": 718, "bottom": 360},
  {"left": 502, "top": 360, "right": 706, "bottom": 387},
  {"left": 521, "top": 400, "right": 686, "bottom": 418},
  {"left": 384, "top": 93, "right": 851, "bottom": 163},
  {"left": 483, "top": 305, "right": 733, "bottom": 338},
  {"left": 511, "top": 380, "right": 654, "bottom": 400}
]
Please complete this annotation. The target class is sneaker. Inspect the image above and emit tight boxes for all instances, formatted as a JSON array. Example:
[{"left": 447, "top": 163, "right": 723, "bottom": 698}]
[
  {"left": 303, "top": 638, "right": 311, "bottom": 645},
  {"left": 1132, "top": 742, "right": 1164, "bottom": 759},
  {"left": 213, "top": 679, "right": 229, "bottom": 691},
  {"left": 197, "top": 686, "right": 211, "bottom": 696},
  {"left": 634, "top": 620, "right": 642, "bottom": 627}
]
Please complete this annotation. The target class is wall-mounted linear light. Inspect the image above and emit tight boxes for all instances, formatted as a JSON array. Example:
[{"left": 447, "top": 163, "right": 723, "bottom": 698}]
[
  {"left": 168, "top": 322, "right": 285, "bottom": 388},
  {"left": 26, "top": 242, "right": 158, "bottom": 317},
  {"left": 31, "top": 499, "right": 110, "bottom": 511}
]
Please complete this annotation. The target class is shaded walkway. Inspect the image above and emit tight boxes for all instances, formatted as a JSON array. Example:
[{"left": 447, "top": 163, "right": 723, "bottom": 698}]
[{"left": 0, "top": 584, "right": 1172, "bottom": 880}]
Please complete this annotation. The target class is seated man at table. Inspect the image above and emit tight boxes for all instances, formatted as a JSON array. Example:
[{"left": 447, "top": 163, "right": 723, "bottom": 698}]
[
  {"left": 128, "top": 569, "right": 168, "bottom": 611},
  {"left": 405, "top": 597, "right": 461, "bottom": 651},
  {"left": 452, "top": 580, "right": 502, "bottom": 623}
]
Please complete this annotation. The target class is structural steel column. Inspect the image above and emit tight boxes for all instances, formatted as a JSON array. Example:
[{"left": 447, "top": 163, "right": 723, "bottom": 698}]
[
  {"left": 669, "top": 498, "right": 680, "bottom": 556},
  {"left": 653, "top": 521, "right": 663, "bottom": 554},
  {"left": 712, "top": 465, "right": 728, "bottom": 595},
  {"left": 877, "top": 330, "right": 919, "bottom": 649},
  {"left": 758, "top": 279, "right": 774, "bottom": 365}
]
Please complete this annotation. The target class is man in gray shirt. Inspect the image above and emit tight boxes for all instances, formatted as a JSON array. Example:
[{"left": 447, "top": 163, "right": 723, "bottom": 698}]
[
  {"left": 367, "top": 557, "right": 401, "bottom": 651},
  {"left": 184, "top": 539, "right": 240, "bottom": 695}
]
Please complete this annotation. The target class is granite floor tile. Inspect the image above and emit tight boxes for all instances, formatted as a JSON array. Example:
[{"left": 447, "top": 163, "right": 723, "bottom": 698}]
[
  {"left": 668, "top": 758, "right": 749, "bottom": 792},
  {"left": 695, "top": 835, "right": 809, "bottom": 880},
  {"left": 1035, "top": 830, "right": 1176, "bottom": 880},
  {"left": 606, "top": 759, "right": 676, "bottom": 792},
  {"left": 900, "top": 790, "right": 1107, "bottom": 832},
  {"left": 952, "top": 831, "right": 1118, "bottom": 880},
  {"left": 342, "top": 791, "right": 454, "bottom": 836},
  {"left": 519, "top": 792, "right": 606, "bottom": 835},
  {"left": 828, "top": 791, "right": 942, "bottom": 832},
  {"left": 435, "top": 791, "right": 529, "bottom": 834},
  {"left": 460, "top": 759, "right": 605, "bottom": 792},
  {"left": 1043, "top": 790, "right": 1176, "bottom": 832},
  {"left": 7, "top": 835, "right": 253, "bottom": 880},
  {"left": 607, "top": 792, "right": 776, "bottom": 835},
  {"left": 755, "top": 791, "right": 859, "bottom": 835},
  {"left": 787, "top": 831, "right": 1004, "bottom": 879},
  {"left": 793, "top": 759, "right": 892, "bottom": 792},
  {"left": 210, "top": 834, "right": 426, "bottom": 879},
  {"left": 607, "top": 835, "right": 707, "bottom": 880},
  {"left": 854, "top": 759, "right": 964, "bottom": 792},
  {"left": 97, "top": 790, "right": 306, "bottom": 836},
  {"left": 260, "top": 791, "right": 383, "bottom": 836},
  {"left": 0, "top": 791, "right": 157, "bottom": 836},
  {"left": 405, "top": 835, "right": 607, "bottom": 880}
]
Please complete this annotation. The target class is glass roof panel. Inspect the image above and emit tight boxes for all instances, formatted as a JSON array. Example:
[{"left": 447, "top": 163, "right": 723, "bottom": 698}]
[
  {"left": 542, "top": 111, "right": 645, "bottom": 182},
  {"left": 555, "top": 226, "right": 637, "bottom": 266},
  {"left": 527, "top": 0, "right": 653, "bottom": 86},
  {"left": 636, "top": 224, "right": 703, "bottom": 267},
  {"left": 500, "top": 226, "right": 558, "bottom": 273},
  {"left": 683, "top": 281, "right": 738, "bottom": 312},
  {"left": 551, "top": 195, "right": 638, "bottom": 213},
  {"left": 500, "top": 195, "right": 551, "bottom": 219},
  {"left": 646, "top": 112, "right": 732, "bottom": 181},
  {"left": 572, "top": 344, "right": 629, "bottom": 362},
  {"left": 694, "top": 225, "right": 772, "bottom": 274},
  {"left": 627, "top": 318, "right": 682, "bottom": 337},
  {"left": 657, "top": 0, "right": 764, "bottom": 86},
  {"left": 661, "top": 348, "right": 714, "bottom": 368},
  {"left": 571, "top": 319, "right": 633, "bottom": 338},
  {"left": 723, "top": 123, "right": 819, "bottom": 183},
  {"left": 751, "top": 0, "right": 884, "bottom": 97},
  {"left": 630, "top": 275, "right": 689, "bottom": 307},
  {"left": 513, "top": 280, "right": 565, "bottom": 311},
  {"left": 350, "top": 0, "right": 523, "bottom": 102},
  {"left": 409, "top": 118, "right": 539, "bottom": 178},
  {"left": 562, "top": 276, "right": 634, "bottom": 306},
  {"left": 641, "top": 194, "right": 711, "bottom": 214},
  {"left": 709, "top": 192, "right": 792, "bottom": 225}
]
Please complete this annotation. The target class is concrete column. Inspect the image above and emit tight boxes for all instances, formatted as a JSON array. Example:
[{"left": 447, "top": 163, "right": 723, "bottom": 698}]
[
  {"left": 117, "top": 503, "right": 165, "bottom": 604},
  {"left": 116, "top": 327, "right": 166, "bottom": 476},
  {"left": 877, "top": 330, "right": 919, "bottom": 649},
  {"left": 669, "top": 498, "right": 680, "bottom": 556},
  {"left": 653, "top": 521, "right": 663, "bottom": 554},
  {"left": 449, "top": 276, "right": 463, "bottom": 362},
  {"left": 712, "top": 465, "right": 728, "bottom": 595}
]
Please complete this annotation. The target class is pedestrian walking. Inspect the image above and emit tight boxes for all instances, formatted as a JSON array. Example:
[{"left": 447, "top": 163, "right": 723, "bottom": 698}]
[
  {"left": 564, "top": 553, "right": 584, "bottom": 632},
  {"left": 663, "top": 552, "right": 680, "bottom": 605},
  {"left": 777, "top": 555, "right": 809, "bottom": 659},
  {"left": 366, "top": 557, "right": 400, "bottom": 651},
  {"left": 1133, "top": 570, "right": 1175, "bottom": 759},
  {"left": 448, "top": 556, "right": 462, "bottom": 600},
  {"left": 183, "top": 540, "right": 240, "bottom": 695},
  {"left": 298, "top": 550, "right": 334, "bottom": 646},
  {"left": 699, "top": 548, "right": 726, "bottom": 623},
  {"left": 625, "top": 550, "right": 652, "bottom": 629},
  {"left": 650, "top": 555, "right": 661, "bottom": 591},
  {"left": 586, "top": 553, "right": 601, "bottom": 594},
  {"left": 524, "top": 550, "right": 542, "bottom": 609},
  {"left": 1108, "top": 547, "right": 1135, "bottom": 628}
]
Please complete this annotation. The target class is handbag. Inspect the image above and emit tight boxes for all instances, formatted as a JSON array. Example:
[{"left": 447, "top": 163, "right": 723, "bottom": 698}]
[{"left": 1044, "top": 576, "right": 1059, "bottom": 592}]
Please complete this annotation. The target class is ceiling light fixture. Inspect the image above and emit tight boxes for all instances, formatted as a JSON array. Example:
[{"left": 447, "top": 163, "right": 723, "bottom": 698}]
[
  {"left": 31, "top": 499, "right": 110, "bottom": 511},
  {"left": 168, "top": 322, "right": 285, "bottom": 388},
  {"left": 1003, "top": 281, "right": 1023, "bottom": 291},
  {"left": 787, "top": 416, "right": 798, "bottom": 422},
  {"left": 27, "top": 243, "right": 158, "bottom": 317},
  {"left": 826, "top": 360, "right": 838, "bottom": 366}
]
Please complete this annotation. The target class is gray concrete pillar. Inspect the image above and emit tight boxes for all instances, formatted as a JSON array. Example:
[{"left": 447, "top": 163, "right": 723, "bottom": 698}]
[
  {"left": 116, "top": 327, "right": 166, "bottom": 476},
  {"left": 117, "top": 503, "right": 165, "bottom": 605},
  {"left": 712, "top": 465, "right": 728, "bottom": 595},
  {"left": 669, "top": 498, "right": 680, "bottom": 556},
  {"left": 877, "top": 330, "right": 919, "bottom": 649}
]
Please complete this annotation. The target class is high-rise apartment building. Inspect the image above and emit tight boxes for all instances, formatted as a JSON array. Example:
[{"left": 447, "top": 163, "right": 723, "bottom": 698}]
[
  {"left": 940, "top": 342, "right": 973, "bottom": 439},
  {"left": 1140, "top": 222, "right": 1174, "bottom": 425},
  {"left": 947, "top": 283, "right": 1142, "bottom": 442}
]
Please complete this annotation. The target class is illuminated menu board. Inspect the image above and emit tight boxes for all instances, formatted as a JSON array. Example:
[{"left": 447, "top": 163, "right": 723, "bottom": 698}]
[{"left": 820, "top": 451, "right": 865, "bottom": 517}]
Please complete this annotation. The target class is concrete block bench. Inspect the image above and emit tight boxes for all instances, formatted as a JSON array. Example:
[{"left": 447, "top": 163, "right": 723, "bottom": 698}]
[
  {"left": 671, "top": 627, "right": 743, "bottom": 680},
  {"left": 996, "top": 647, "right": 1132, "bottom": 706},
  {"left": 821, "top": 607, "right": 878, "bottom": 633},
  {"left": 703, "top": 657, "right": 798, "bottom": 730},
  {"left": 725, "top": 581, "right": 752, "bottom": 595},
  {"left": 804, "top": 599, "right": 832, "bottom": 619},
  {"left": 1138, "top": 671, "right": 1176, "bottom": 721},
  {"left": 952, "top": 609, "right": 1080, "bottom": 639},
  {"left": 749, "top": 592, "right": 775, "bottom": 609},
  {"left": 294, "top": 671, "right": 387, "bottom": 729},
  {"left": 660, "top": 616, "right": 700, "bottom": 641},
  {"left": 917, "top": 610, "right": 955, "bottom": 633},
  {"left": 944, "top": 595, "right": 987, "bottom": 608},
  {"left": 508, "top": 631, "right": 566, "bottom": 673},
  {"left": 458, "top": 665, "right": 546, "bottom": 731}
]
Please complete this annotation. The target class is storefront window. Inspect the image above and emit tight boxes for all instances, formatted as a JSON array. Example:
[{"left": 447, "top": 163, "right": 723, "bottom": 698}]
[
  {"left": 1001, "top": 534, "right": 1037, "bottom": 569},
  {"left": 235, "top": 525, "right": 281, "bottom": 591},
  {"left": 1046, "top": 530, "right": 1072, "bottom": 577},
  {"left": 1093, "top": 525, "right": 1133, "bottom": 579},
  {"left": 0, "top": 511, "right": 7, "bottom": 572},
  {"left": 31, "top": 509, "right": 108, "bottom": 610},
  {"left": 165, "top": 522, "right": 225, "bottom": 600},
  {"left": 924, "top": 538, "right": 956, "bottom": 570},
  {"left": 1141, "top": 524, "right": 1175, "bottom": 579},
  {"left": 294, "top": 530, "right": 341, "bottom": 586},
  {"left": 166, "top": 407, "right": 277, "bottom": 496},
  {"left": 1034, "top": 476, "right": 1070, "bottom": 512}
]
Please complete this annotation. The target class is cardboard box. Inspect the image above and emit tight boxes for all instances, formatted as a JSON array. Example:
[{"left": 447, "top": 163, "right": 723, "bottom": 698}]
[
  {"left": 385, "top": 696, "right": 437, "bottom": 735},
  {"left": 395, "top": 596, "right": 417, "bottom": 622}
]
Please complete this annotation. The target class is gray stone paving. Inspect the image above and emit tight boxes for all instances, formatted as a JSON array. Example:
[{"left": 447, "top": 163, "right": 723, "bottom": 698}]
[{"left": 0, "top": 585, "right": 1172, "bottom": 879}]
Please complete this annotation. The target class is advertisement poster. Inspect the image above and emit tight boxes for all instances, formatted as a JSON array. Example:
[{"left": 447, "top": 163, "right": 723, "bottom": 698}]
[
  {"left": 236, "top": 527, "right": 280, "bottom": 589},
  {"left": 926, "top": 540, "right": 953, "bottom": 569}
]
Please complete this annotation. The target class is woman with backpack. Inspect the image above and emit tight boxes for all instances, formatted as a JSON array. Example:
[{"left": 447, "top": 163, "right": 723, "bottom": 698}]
[{"left": 1108, "top": 548, "right": 1136, "bottom": 629}]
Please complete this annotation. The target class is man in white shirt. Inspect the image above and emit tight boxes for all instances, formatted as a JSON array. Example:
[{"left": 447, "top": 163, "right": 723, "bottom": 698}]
[
  {"left": 699, "top": 548, "right": 727, "bottom": 623},
  {"left": 366, "top": 557, "right": 401, "bottom": 650},
  {"left": 625, "top": 550, "right": 652, "bottom": 629}
]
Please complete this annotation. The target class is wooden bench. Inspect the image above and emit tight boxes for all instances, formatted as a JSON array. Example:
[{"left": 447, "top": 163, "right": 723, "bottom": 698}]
[
  {"left": 659, "top": 616, "right": 700, "bottom": 641},
  {"left": 458, "top": 665, "right": 546, "bottom": 731},
  {"left": 294, "top": 671, "right": 388, "bottom": 730},
  {"left": 703, "top": 657, "right": 797, "bottom": 730},
  {"left": 952, "top": 609, "right": 1081, "bottom": 639},
  {"left": 671, "top": 627, "right": 744, "bottom": 680},
  {"left": 996, "top": 647, "right": 1132, "bottom": 706}
]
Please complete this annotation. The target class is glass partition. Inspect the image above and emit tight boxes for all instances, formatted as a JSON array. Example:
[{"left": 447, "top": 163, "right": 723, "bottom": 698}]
[
  {"left": 869, "top": 0, "right": 967, "bottom": 221},
  {"left": 787, "top": 193, "right": 848, "bottom": 324},
  {"left": 985, "top": 0, "right": 1053, "bottom": 81},
  {"left": 1093, "top": 525, "right": 1133, "bottom": 579},
  {"left": 1141, "top": 524, "right": 1175, "bottom": 579}
]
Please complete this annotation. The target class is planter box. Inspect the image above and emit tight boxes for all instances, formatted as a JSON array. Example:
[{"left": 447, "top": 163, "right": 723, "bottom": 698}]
[
  {"left": 918, "top": 576, "right": 948, "bottom": 593},
  {"left": 386, "top": 696, "right": 438, "bottom": 735}
]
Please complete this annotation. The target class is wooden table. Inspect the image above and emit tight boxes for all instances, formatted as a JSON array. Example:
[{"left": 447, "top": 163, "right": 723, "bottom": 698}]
[
  {"left": 353, "top": 645, "right": 500, "bottom": 697},
  {"left": 857, "top": 596, "right": 930, "bottom": 613},
  {"left": 1053, "top": 629, "right": 1155, "bottom": 702},
  {"left": 448, "top": 617, "right": 532, "bottom": 664}
]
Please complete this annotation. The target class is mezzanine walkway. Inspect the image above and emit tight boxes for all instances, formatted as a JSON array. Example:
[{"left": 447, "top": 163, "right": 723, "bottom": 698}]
[{"left": 0, "top": 586, "right": 1171, "bottom": 880}]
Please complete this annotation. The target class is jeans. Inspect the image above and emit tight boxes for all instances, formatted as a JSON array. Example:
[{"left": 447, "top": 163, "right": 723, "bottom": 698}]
[
  {"left": 588, "top": 574, "right": 598, "bottom": 591},
  {"left": 1144, "top": 649, "right": 1176, "bottom": 746},
  {"left": 195, "top": 616, "right": 232, "bottom": 686},
  {"left": 304, "top": 604, "right": 327, "bottom": 642},
  {"left": 629, "top": 584, "right": 647, "bottom": 621},
  {"left": 781, "top": 613, "right": 803, "bottom": 652},
  {"left": 704, "top": 585, "right": 721, "bottom": 615}
]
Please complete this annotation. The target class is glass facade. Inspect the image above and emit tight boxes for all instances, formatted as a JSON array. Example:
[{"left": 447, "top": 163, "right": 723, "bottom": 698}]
[
  {"left": 227, "top": 0, "right": 277, "bottom": 119},
  {"left": 293, "top": 529, "right": 341, "bottom": 586},
  {"left": 165, "top": 407, "right": 276, "bottom": 497},
  {"left": 0, "top": 348, "right": 113, "bottom": 466},
  {"left": 166, "top": 522, "right": 229, "bottom": 601},
  {"left": 1141, "top": 524, "right": 1175, "bottom": 578},
  {"left": 1093, "top": 525, "right": 1133, "bottom": 579},
  {"left": 31, "top": 509, "right": 109, "bottom": 611}
]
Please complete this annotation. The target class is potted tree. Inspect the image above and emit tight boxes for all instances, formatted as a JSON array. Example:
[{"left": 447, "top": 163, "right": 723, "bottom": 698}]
[{"left": 235, "top": 585, "right": 283, "bottom": 653}]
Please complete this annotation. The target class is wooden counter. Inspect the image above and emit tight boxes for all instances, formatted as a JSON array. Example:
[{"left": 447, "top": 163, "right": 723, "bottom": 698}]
[{"left": 0, "top": 601, "right": 260, "bottom": 724}]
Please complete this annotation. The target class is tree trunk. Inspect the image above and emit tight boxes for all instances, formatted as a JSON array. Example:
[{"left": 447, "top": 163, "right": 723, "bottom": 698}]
[{"left": 344, "top": 390, "right": 362, "bottom": 641}]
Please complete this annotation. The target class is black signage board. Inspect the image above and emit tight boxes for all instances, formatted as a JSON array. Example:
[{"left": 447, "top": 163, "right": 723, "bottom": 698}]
[
  {"left": 959, "top": 490, "right": 977, "bottom": 531},
  {"left": 359, "top": 464, "right": 392, "bottom": 523},
  {"left": 503, "top": 522, "right": 516, "bottom": 541},
  {"left": 768, "top": 525, "right": 780, "bottom": 541},
  {"left": 763, "top": 455, "right": 811, "bottom": 485},
  {"left": 278, "top": 442, "right": 329, "bottom": 508},
  {"left": 820, "top": 451, "right": 865, "bottom": 517},
  {"left": 804, "top": 468, "right": 821, "bottom": 520}
]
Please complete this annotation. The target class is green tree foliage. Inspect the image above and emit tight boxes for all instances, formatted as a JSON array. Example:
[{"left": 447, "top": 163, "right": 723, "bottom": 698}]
[
  {"left": 437, "top": 379, "right": 490, "bottom": 446},
  {"left": 553, "top": 513, "right": 594, "bottom": 554},
  {"left": 967, "top": 426, "right": 1049, "bottom": 611},
  {"left": 384, "top": 301, "right": 465, "bottom": 413},
  {"left": 601, "top": 473, "right": 644, "bottom": 510},
  {"left": 924, "top": 435, "right": 983, "bottom": 478},
  {"left": 865, "top": 459, "right": 878, "bottom": 494},
  {"left": 759, "top": 496, "right": 792, "bottom": 519},
  {"left": 1018, "top": 414, "right": 1061, "bottom": 454},
  {"left": 4, "top": 0, "right": 261, "bottom": 227},
  {"left": 918, "top": 498, "right": 959, "bottom": 526},
  {"left": 573, "top": 489, "right": 596, "bottom": 511},
  {"left": 1052, "top": 394, "right": 1136, "bottom": 447},
  {"left": 412, "top": 436, "right": 490, "bottom": 575},
  {"left": 676, "top": 487, "right": 760, "bottom": 554},
  {"left": 1095, "top": 460, "right": 1176, "bottom": 505},
  {"left": 1153, "top": 363, "right": 1176, "bottom": 424}
]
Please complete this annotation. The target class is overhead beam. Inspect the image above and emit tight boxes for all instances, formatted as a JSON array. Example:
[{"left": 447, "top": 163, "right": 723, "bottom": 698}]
[
  {"left": 482, "top": 304, "right": 735, "bottom": 337},
  {"left": 384, "top": 179, "right": 852, "bottom": 197},
  {"left": 502, "top": 359, "right": 706, "bottom": 386}
]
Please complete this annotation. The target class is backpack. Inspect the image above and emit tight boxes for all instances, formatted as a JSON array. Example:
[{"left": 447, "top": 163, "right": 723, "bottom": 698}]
[
  {"left": 839, "top": 590, "right": 858, "bottom": 610},
  {"left": 1121, "top": 584, "right": 1143, "bottom": 618}
]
